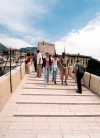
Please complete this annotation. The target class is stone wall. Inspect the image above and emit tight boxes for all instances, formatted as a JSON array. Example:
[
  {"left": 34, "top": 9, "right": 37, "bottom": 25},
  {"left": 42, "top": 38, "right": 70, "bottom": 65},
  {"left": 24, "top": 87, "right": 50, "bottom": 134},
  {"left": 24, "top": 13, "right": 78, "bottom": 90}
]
[
  {"left": 69, "top": 66, "right": 100, "bottom": 96},
  {"left": 0, "top": 63, "right": 26, "bottom": 111}
]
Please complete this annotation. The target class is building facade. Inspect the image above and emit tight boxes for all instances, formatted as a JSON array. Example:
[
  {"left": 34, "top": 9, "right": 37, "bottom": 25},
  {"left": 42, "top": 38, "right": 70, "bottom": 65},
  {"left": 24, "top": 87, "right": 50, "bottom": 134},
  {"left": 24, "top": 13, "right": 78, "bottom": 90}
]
[
  {"left": 3, "top": 48, "right": 20, "bottom": 62},
  {"left": 66, "top": 53, "right": 91, "bottom": 68},
  {"left": 38, "top": 41, "right": 56, "bottom": 56}
]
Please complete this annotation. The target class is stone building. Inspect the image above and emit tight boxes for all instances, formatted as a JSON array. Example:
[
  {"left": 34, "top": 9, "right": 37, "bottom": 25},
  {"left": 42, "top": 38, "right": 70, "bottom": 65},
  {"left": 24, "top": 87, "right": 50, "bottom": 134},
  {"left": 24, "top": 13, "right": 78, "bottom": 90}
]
[
  {"left": 38, "top": 41, "right": 56, "bottom": 56},
  {"left": 3, "top": 48, "right": 20, "bottom": 62},
  {"left": 66, "top": 53, "right": 91, "bottom": 68}
]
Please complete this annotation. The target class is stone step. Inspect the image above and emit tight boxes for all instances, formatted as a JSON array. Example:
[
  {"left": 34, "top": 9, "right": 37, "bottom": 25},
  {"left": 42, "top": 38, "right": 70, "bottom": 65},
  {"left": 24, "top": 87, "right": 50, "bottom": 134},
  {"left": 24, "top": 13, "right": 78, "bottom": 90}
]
[
  {"left": 13, "top": 110, "right": 100, "bottom": 117},
  {"left": 14, "top": 103, "right": 100, "bottom": 117},
  {"left": 23, "top": 86, "right": 87, "bottom": 90},
  {"left": 21, "top": 93, "right": 95, "bottom": 96},
  {"left": 28, "top": 75, "right": 73, "bottom": 79},
  {"left": 20, "top": 89, "right": 93, "bottom": 96},
  {"left": 27, "top": 79, "right": 76, "bottom": 83},
  {"left": 16, "top": 102, "right": 100, "bottom": 105},
  {"left": 16, "top": 92, "right": 100, "bottom": 104},
  {"left": 28, "top": 76, "right": 74, "bottom": 80},
  {"left": 26, "top": 82, "right": 77, "bottom": 86}
]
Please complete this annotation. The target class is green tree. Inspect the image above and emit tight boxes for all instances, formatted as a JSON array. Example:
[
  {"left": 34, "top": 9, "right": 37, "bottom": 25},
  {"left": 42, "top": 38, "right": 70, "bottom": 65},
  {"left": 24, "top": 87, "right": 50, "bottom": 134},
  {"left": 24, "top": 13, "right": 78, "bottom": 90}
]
[{"left": 86, "top": 58, "right": 100, "bottom": 77}]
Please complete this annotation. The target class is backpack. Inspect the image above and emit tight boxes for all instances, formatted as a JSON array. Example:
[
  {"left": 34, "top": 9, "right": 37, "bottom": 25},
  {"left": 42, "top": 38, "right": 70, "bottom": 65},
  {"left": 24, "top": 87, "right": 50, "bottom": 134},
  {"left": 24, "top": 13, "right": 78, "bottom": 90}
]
[{"left": 78, "top": 64, "right": 85, "bottom": 74}]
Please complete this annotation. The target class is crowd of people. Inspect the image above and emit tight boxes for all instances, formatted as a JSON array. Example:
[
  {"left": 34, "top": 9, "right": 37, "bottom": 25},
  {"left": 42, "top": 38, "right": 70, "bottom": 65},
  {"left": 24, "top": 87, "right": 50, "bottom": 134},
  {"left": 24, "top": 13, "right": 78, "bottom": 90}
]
[{"left": 25, "top": 50, "right": 85, "bottom": 94}]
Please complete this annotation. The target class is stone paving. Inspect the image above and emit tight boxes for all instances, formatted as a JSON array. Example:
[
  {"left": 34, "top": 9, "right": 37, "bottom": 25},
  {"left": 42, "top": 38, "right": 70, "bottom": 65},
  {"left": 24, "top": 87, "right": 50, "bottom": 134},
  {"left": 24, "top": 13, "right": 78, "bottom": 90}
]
[{"left": 1, "top": 71, "right": 100, "bottom": 138}]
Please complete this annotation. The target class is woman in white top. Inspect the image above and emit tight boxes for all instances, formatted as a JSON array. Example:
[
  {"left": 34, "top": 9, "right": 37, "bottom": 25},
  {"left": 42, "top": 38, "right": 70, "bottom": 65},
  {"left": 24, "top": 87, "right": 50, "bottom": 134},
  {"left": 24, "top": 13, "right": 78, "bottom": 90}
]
[{"left": 52, "top": 55, "right": 58, "bottom": 84}]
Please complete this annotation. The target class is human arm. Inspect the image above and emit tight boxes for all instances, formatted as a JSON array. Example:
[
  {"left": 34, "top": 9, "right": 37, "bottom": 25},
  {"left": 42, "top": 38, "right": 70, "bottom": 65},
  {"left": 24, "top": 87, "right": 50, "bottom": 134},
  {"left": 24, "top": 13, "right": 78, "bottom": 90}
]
[{"left": 60, "top": 58, "right": 66, "bottom": 69}]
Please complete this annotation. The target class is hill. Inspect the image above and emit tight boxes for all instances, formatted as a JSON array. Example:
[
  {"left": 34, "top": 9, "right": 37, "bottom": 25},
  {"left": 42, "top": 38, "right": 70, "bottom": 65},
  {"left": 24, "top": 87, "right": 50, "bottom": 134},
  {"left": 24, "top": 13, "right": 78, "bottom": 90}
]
[
  {"left": 0, "top": 43, "right": 7, "bottom": 51},
  {"left": 19, "top": 47, "right": 37, "bottom": 53}
]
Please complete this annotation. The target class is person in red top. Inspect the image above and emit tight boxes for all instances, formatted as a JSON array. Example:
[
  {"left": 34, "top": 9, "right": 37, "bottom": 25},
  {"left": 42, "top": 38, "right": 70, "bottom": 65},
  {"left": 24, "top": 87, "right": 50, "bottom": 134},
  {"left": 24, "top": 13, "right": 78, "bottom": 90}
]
[{"left": 25, "top": 53, "right": 31, "bottom": 74}]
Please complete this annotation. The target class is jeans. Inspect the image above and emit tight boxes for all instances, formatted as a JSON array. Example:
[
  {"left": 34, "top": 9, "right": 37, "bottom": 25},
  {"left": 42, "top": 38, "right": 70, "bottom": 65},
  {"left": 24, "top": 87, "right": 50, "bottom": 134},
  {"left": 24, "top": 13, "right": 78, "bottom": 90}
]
[
  {"left": 52, "top": 68, "right": 57, "bottom": 83},
  {"left": 44, "top": 66, "right": 50, "bottom": 84}
]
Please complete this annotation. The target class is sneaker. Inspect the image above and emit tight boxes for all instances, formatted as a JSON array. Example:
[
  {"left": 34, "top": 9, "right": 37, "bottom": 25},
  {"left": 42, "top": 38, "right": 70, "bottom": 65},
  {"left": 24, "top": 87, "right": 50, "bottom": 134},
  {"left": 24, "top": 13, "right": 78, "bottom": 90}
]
[{"left": 43, "top": 84, "right": 47, "bottom": 87}]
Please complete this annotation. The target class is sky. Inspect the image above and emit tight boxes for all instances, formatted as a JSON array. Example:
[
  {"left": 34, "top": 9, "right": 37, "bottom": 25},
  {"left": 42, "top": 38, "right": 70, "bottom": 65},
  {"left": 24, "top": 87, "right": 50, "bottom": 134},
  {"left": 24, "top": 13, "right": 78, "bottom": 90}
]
[{"left": 0, "top": 0, "right": 100, "bottom": 60}]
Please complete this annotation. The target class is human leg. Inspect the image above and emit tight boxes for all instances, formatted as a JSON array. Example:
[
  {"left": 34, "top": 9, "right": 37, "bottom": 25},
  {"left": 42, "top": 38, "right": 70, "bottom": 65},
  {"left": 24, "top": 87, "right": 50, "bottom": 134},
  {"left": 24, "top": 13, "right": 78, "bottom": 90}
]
[
  {"left": 38, "top": 64, "right": 42, "bottom": 77},
  {"left": 60, "top": 68, "right": 64, "bottom": 84},
  {"left": 65, "top": 68, "right": 68, "bottom": 85},
  {"left": 27, "top": 62, "right": 31, "bottom": 74},
  {"left": 47, "top": 67, "right": 50, "bottom": 84},
  {"left": 76, "top": 73, "right": 82, "bottom": 93},
  {"left": 52, "top": 68, "right": 54, "bottom": 81},
  {"left": 44, "top": 67, "right": 47, "bottom": 84},
  {"left": 53, "top": 69, "right": 57, "bottom": 84},
  {"left": 37, "top": 64, "right": 39, "bottom": 76},
  {"left": 34, "top": 63, "right": 37, "bottom": 72}
]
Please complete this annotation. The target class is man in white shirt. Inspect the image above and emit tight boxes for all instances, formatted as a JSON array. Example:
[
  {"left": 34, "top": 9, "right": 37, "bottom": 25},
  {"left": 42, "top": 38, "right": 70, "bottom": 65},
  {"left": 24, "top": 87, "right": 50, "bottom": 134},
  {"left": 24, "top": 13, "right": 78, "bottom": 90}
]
[{"left": 37, "top": 50, "right": 42, "bottom": 77}]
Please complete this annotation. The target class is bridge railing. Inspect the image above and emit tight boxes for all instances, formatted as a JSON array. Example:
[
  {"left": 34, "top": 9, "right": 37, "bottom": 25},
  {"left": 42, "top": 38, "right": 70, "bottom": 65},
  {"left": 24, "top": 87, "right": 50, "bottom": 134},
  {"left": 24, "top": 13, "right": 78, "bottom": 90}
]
[
  {"left": 69, "top": 66, "right": 100, "bottom": 96},
  {"left": 0, "top": 63, "right": 26, "bottom": 111}
]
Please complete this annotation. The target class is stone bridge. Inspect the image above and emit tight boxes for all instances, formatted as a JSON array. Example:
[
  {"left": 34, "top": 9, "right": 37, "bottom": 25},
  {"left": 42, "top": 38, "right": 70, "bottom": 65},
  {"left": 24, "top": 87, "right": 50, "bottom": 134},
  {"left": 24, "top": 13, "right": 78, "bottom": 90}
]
[{"left": 0, "top": 64, "right": 100, "bottom": 138}]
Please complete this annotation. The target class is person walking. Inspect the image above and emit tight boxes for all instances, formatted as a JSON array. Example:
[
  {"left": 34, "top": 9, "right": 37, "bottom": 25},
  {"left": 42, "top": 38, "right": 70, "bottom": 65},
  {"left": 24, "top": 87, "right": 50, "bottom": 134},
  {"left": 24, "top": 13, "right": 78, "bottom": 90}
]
[
  {"left": 43, "top": 52, "right": 51, "bottom": 85},
  {"left": 37, "top": 50, "right": 42, "bottom": 77},
  {"left": 33, "top": 53, "right": 37, "bottom": 72},
  {"left": 72, "top": 60, "right": 78, "bottom": 83},
  {"left": 52, "top": 55, "right": 58, "bottom": 84},
  {"left": 60, "top": 52, "right": 69, "bottom": 85},
  {"left": 74, "top": 60, "right": 85, "bottom": 94},
  {"left": 25, "top": 53, "right": 31, "bottom": 74}
]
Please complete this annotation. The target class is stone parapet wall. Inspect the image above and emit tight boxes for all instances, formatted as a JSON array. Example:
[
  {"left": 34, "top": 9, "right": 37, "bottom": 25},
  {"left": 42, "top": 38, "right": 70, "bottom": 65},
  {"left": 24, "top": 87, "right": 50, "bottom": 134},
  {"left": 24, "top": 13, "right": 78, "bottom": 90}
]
[
  {"left": 69, "top": 66, "right": 100, "bottom": 96},
  {"left": 90, "top": 74, "right": 100, "bottom": 96},
  {"left": 68, "top": 66, "right": 76, "bottom": 79},
  {"left": 0, "top": 63, "right": 26, "bottom": 111},
  {"left": 82, "top": 72, "right": 90, "bottom": 89}
]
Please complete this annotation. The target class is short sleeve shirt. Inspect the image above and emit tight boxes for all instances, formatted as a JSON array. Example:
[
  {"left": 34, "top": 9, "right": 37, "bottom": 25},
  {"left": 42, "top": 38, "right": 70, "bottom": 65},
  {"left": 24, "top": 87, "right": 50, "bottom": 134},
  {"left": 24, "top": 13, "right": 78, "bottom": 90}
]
[
  {"left": 37, "top": 52, "right": 42, "bottom": 64},
  {"left": 73, "top": 63, "right": 78, "bottom": 70},
  {"left": 60, "top": 57, "right": 68, "bottom": 67}
]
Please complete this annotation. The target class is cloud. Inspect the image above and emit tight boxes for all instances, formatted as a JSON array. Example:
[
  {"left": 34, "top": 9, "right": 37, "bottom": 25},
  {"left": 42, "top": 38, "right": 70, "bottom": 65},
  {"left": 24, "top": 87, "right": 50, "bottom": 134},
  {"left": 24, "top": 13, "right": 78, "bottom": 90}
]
[
  {"left": 55, "top": 16, "right": 100, "bottom": 60},
  {"left": 0, "top": 0, "right": 58, "bottom": 33},
  {"left": 0, "top": 35, "right": 33, "bottom": 49},
  {"left": 0, "top": 0, "right": 58, "bottom": 48}
]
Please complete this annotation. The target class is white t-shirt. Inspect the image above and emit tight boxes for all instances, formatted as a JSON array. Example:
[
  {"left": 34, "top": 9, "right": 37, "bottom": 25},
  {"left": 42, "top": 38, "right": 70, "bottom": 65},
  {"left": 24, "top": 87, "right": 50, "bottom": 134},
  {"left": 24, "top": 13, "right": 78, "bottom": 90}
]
[
  {"left": 37, "top": 52, "right": 42, "bottom": 64},
  {"left": 52, "top": 58, "right": 58, "bottom": 69}
]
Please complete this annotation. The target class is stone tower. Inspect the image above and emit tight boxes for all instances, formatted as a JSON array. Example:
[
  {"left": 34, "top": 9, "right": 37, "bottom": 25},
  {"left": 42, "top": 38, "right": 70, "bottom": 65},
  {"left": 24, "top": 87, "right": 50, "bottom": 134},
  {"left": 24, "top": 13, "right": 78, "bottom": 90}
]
[{"left": 38, "top": 41, "right": 55, "bottom": 56}]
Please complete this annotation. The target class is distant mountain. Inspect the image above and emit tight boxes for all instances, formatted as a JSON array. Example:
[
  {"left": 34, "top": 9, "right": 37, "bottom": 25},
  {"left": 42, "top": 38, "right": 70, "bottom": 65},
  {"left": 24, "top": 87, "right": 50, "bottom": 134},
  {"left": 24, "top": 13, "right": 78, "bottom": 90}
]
[
  {"left": 0, "top": 43, "right": 7, "bottom": 51},
  {"left": 19, "top": 47, "right": 38, "bottom": 53}
]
